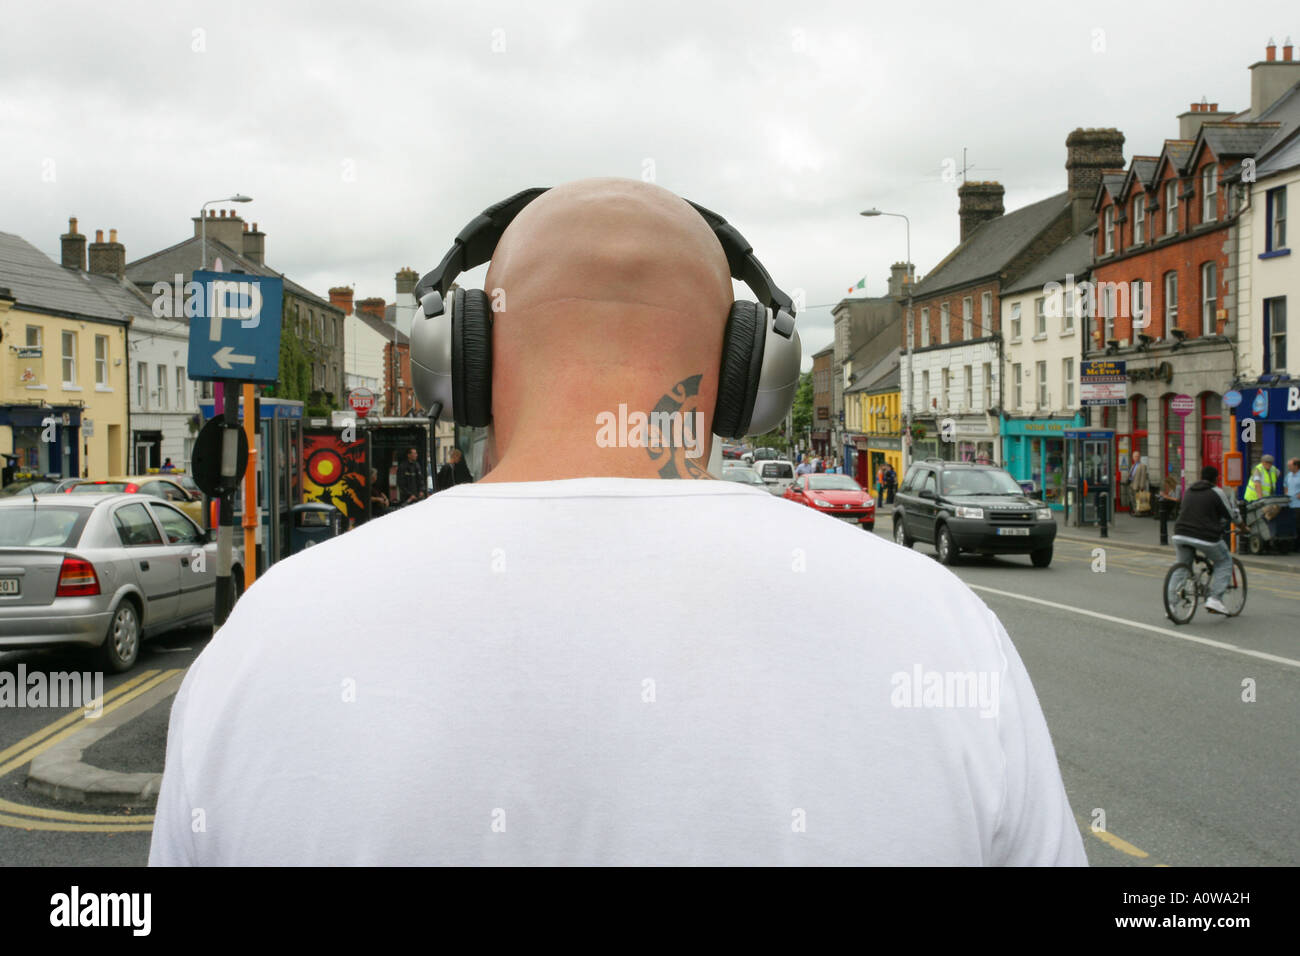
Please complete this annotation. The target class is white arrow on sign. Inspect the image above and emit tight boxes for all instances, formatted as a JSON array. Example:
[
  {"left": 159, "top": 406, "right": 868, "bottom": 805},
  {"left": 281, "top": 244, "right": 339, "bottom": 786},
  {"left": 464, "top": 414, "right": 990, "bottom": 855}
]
[{"left": 213, "top": 345, "right": 256, "bottom": 370}]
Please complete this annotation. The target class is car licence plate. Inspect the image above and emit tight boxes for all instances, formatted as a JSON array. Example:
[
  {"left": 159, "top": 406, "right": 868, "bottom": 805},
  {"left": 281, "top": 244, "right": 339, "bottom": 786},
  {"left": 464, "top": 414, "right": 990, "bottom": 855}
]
[
  {"left": 837, "top": 514, "right": 859, "bottom": 522},
  {"left": 0, "top": 577, "right": 19, "bottom": 596},
  {"left": 996, "top": 527, "right": 1030, "bottom": 536}
]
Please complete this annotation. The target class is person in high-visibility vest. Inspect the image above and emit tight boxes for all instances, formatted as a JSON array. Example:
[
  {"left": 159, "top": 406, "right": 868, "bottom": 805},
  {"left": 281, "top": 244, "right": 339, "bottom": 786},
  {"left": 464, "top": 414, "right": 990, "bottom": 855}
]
[{"left": 1244, "top": 453, "right": 1281, "bottom": 502}]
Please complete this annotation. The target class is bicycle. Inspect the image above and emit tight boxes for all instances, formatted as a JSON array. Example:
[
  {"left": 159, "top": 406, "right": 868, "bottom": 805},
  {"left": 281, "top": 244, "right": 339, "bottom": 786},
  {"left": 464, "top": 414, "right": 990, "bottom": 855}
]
[{"left": 1162, "top": 536, "right": 1247, "bottom": 625}]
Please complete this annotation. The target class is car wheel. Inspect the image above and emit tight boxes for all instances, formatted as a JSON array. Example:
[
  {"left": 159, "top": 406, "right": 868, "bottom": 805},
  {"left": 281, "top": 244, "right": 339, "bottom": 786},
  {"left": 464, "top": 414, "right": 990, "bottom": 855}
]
[
  {"left": 1030, "top": 547, "right": 1053, "bottom": 568},
  {"left": 893, "top": 517, "right": 913, "bottom": 548},
  {"left": 100, "top": 599, "right": 141, "bottom": 673},
  {"left": 936, "top": 525, "right": 958, "bottom": 565},
  {"left": 862, "top": 522, "right": 874, "bottom": 532}
]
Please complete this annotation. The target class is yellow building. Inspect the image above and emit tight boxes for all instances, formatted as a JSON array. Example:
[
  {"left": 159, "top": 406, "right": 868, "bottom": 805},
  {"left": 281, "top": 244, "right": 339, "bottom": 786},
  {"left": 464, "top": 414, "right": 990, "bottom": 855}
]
[
  {"left": 1, "top": 228, "right": 139, "bottom": 482},
  {"left": 863, "top": 373, "right": 903, "bottom": 492}
]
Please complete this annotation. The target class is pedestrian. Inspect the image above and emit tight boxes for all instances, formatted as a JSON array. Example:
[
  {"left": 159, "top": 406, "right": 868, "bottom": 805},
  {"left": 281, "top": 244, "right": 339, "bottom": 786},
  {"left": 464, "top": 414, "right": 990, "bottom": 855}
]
[
  {"left": 1172, "top": 465, "right": 1240, "bottom": 614},
  {"left": 150, "top": 177, "right": 1083, "bottom": 866},
  {"left": 1131, "top": 456, "right": 1150, "bottom": 515},
  {"left": 436, "top": 448, "right": 473, "bottom": 491},
  {"left": 1243, "top": 453, "right": 1281, "bottom": 503},
  {"left": 875, "top": 464, "right": 885, "bottom": 503},
  {"left": 396, "top": 447, "right": 426, "bottom": 506},
  {"left": 369, "top": 468, "right": 390, "bottom": 518},
  {"left": 795, "top": 455, "right": 814, "bottom": 477},
  {"left": 883, "top": 462, "right": 898, "bottom": 504},
  {"left": 160, "top": 457, "right": 175, "bottom": 473},
  {"left": 1286, "top": 458, "right": 1300, "bottom": 509}
]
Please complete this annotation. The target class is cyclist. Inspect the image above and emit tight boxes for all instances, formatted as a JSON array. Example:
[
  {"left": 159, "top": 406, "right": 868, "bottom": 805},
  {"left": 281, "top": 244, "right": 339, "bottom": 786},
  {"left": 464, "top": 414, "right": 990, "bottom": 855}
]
[{"left": 1171, "top": 465, "right": 1240, "bottom": 615}]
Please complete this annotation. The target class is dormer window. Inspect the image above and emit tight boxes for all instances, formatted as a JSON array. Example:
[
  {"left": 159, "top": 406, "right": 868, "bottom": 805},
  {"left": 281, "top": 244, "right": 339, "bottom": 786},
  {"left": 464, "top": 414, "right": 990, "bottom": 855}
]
[
  {"left": 1165, "top": 181, "right": 1178, "bottom": 234},
  {"left": 1133, "top": 195, "right": 1145, "bottom": 244},
  {"left": 1104, "top": 207, "right": 1115, "bottom": 254}
]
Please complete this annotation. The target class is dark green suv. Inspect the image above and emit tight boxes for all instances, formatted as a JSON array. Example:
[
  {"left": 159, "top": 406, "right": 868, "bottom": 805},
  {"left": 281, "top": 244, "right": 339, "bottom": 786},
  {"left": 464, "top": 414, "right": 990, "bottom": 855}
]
[{"left": 891, "top": 460, "right": 1056, "bottom": 567}]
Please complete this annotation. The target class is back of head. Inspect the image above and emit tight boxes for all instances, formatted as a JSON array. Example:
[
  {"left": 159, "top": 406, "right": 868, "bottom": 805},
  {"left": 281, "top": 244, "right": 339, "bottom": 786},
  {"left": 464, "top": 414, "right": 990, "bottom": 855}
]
[
  {"left": 481, "top": 179, "right": 735, "bottom": 481},
  {"left": 1200, "top": 465, "right": 1218, "bottom": 484}
]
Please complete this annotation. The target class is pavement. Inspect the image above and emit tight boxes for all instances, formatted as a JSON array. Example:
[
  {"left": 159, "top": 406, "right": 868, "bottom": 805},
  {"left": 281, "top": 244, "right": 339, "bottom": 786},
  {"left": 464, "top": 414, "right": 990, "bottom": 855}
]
[{"left": 1053, "top": 508, "right": 1300, "bottom": 575}]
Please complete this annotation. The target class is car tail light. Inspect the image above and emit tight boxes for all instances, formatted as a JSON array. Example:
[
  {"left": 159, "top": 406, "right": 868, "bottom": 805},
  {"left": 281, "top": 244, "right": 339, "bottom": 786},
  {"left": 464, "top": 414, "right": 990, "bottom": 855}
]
[
  {"left": 56, "top": 556, "right": 101, "bottom": 597},
  {"left": 124, "top": 482, "right": 140, "bottom": 493}
]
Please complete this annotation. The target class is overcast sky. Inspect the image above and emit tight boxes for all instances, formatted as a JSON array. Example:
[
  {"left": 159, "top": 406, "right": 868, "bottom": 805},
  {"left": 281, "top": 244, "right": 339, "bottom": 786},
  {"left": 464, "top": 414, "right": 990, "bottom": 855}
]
[{"left": 3, "top": 0, "right": 1294, "bottom": 367}]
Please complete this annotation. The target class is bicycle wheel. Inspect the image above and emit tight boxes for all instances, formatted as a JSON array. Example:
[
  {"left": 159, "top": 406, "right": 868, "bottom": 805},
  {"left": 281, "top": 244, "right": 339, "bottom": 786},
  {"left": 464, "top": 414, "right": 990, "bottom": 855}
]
[
  {"left": 1163, "top": 562, "right": 1198, "bottom": 625},
  {"left": 1221, "top": 558, "right": 1248, "bottom": 617}
]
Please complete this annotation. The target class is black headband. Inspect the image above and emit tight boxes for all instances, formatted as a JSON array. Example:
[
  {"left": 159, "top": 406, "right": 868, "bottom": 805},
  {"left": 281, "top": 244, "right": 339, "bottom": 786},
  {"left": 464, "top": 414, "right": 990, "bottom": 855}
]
[{"left": 414, "top": 187, "right": 795, "bottom": 336}]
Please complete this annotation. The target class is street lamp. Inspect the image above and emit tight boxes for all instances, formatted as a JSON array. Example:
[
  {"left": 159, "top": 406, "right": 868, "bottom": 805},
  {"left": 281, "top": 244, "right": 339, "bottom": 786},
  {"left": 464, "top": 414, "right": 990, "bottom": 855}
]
[
  {"left": 201, "top": 194, "right": 253, "bottom": 270},
  {"left": 861, "top": 207, "right": 914, "bottom": 468}
]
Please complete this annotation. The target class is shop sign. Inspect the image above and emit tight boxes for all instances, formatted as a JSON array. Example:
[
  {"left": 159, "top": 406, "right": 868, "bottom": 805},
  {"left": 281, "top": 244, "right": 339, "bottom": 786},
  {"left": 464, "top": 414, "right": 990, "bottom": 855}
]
[
  {"left": 1127, "top": 361, "right": 1173, "bottom": 384},
  {"left": 1081, "top": 360, "right": 1127, "bottom": 406}
]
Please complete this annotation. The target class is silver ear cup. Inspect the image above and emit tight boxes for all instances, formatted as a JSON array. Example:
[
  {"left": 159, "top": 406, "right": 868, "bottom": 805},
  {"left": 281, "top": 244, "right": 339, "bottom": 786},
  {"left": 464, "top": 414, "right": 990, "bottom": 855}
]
[
  {"left": 410, "top": 291, "right": 455, "bottom": 421},
  {"left": 746, "top": 315, "right": 801, "bottom": 436}
]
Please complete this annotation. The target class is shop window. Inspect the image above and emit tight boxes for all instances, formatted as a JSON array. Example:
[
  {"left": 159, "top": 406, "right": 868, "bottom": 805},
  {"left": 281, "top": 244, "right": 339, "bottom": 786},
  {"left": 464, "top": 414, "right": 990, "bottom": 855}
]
[{"left": 1162, "top": 394, "right": 1186, "bottom": 494}]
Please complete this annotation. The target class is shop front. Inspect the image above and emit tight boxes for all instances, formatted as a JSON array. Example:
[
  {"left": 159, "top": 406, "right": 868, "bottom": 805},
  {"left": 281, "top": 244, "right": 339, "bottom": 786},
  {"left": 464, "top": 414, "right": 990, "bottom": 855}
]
[
  {"left": 1001, "top": 414, "right": 1084, "bottom": 509},
  {"left": 952, "top": 417, "right": 998, "bottom": 465},
  {"left": 0, "top": 404, "right": 82, "bottom": 482},
  {"left": 865, "top": 435, "right": 902, "bottom": 495},
  {"left": 1233, "top": 383, "right": 1300, "bottom": 477}
]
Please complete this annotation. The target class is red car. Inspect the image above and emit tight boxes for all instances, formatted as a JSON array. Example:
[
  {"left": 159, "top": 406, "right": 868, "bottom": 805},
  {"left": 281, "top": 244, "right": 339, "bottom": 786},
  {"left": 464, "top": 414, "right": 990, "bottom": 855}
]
[{"left": 784, "top": 474, "right": 875, "bottom": 530}]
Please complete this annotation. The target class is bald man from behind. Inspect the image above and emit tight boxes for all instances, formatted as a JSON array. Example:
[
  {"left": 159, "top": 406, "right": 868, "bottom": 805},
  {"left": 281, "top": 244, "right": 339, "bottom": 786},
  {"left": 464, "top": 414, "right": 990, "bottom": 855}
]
[{"left": 151, "top": 179, "right": 1086, "bottom": 866}]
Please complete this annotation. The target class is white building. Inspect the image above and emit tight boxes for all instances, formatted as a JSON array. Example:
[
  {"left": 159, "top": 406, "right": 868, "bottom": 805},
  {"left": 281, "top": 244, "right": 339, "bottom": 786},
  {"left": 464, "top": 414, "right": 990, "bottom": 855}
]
[{"left": 997, "top": 233, "right": 1092, "bottom": 507}]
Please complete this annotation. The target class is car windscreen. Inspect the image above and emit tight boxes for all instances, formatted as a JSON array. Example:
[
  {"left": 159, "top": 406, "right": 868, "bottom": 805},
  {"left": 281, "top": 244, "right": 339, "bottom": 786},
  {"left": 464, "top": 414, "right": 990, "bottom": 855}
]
[
  {"left": 941, "top": 469, "right": 1023, "bottom": 496},
  {"left": 69, "top": 482, "right": 129, "bottom": 494},
  {"left": 722, "top": 469, "right": 764, "bottom": 484},
  {"left": 807, "top": 475, "right": 862, "bottom": 491},
  {"left": 758, "top": 463, "right": 793, "bottom": 478},
  {"left": 0, "top": 507, "right": 89, "bottom": 547}
]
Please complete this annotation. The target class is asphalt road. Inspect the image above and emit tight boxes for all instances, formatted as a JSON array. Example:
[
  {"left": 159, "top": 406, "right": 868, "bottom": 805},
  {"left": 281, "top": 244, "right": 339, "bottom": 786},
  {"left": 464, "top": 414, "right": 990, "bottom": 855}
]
[
  {"left": 875, "top": 523, "right": 1300, "bottom": 867},
  {"left": 1, "top": 523, "right": 1295, "bottom": 866}
]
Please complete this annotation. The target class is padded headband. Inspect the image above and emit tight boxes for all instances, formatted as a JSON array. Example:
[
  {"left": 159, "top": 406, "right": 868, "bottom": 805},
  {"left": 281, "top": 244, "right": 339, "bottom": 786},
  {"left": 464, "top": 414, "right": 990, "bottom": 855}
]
[{"left": 413, "top": 187, "right": 796, "bottom": 337}]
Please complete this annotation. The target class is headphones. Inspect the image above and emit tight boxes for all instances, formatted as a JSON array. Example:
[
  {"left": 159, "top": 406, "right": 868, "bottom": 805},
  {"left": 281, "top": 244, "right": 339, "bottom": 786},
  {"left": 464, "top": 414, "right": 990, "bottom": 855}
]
[{"left": 410, "top": 187, "right": 801, "bottom": 439}]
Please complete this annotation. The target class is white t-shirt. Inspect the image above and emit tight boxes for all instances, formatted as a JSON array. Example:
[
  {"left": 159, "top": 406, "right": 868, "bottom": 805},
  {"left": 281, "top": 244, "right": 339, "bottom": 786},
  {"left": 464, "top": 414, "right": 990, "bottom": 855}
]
[{"left": 149, "top": 477, "right": 1086, "bottom": 866}]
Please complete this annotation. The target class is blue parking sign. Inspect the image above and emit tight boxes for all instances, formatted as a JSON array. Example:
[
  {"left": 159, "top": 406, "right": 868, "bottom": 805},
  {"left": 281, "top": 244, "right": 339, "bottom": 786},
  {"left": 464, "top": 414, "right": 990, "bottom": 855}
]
[{"left": 187, "top": 271, "right": 283, "bottom": 384}]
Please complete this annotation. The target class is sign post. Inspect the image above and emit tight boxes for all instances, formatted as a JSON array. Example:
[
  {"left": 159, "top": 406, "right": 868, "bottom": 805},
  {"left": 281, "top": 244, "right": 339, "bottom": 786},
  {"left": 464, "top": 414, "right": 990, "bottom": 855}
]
[{"left": 187, "top": 271, "right": 283, "bottom": 625}]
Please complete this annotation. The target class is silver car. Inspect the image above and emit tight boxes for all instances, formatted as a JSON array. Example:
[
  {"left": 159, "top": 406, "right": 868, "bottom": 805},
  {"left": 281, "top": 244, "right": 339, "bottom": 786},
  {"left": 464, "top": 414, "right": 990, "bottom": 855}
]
[{"left": 0, "top": 494, "right": 243, "bottom": 672}]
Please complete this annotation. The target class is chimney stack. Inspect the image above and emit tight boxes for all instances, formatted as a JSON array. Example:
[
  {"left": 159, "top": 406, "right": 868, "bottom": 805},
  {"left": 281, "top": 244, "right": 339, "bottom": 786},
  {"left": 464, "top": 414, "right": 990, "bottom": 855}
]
[
  {"left": 1178, "top": 99, "right": 1233, "bottom": 140},
  {"left": 60, "top": 217, "right": 86, "bottom": 271},
  {"left": 887, "top": 262, "right": 914, "bottom": 298},
  {"left": 1251, "top": 37, "right": 1300, "bottom": 117},
  {"left": 192, "top": 208, "right": 247, "bottom": 252},
  {"left": 1066, "top": 127, "right": 1126, "bottom": 235},
  {"left": 357, "top": 297, "right": 387, "bottom": 323},
  {"left": 87, "top": 227, "right": 126, "bottom": 279},
  {"left": 957, "top": 181, "right": 1005, "bottom": 242},
  {"left": 242, "top": 221, "right": 266, "bottom": 265},
  {"left": 395, "top": 267, "right": 419, "bottom": 297},
  {"left": 329, "top": 286, "right": 355, "bottom": 315}
]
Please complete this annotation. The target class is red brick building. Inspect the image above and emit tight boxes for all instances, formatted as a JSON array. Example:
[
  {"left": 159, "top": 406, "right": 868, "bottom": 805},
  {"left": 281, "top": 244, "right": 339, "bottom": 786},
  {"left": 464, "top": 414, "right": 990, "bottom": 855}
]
[{"left": 1087, "top": 109, "right": 1279, "bottom": 497}]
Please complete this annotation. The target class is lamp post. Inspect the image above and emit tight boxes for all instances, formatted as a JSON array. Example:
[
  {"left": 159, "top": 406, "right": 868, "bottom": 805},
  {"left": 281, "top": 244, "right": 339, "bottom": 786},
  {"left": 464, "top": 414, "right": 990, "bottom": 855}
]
[
  {"left": 861, "top": 208, "right": 913, "bottom": 469},
  {"left": 200, "top": 194, "right": 253, "bottom": 270}
]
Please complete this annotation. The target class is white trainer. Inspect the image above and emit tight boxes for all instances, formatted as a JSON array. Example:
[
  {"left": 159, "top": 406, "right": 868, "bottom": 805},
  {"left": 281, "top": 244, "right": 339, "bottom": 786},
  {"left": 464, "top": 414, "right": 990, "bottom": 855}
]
[{"left": 1206, "top": 596, "right": 1229, "bottom": 614}]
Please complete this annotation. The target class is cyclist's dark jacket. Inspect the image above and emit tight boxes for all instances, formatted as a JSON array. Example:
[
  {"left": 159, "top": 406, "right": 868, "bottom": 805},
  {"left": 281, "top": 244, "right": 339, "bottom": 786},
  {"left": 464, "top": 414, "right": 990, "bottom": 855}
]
[{"left": 1174, "top": 479, "right": 1233, "bottom": 542}]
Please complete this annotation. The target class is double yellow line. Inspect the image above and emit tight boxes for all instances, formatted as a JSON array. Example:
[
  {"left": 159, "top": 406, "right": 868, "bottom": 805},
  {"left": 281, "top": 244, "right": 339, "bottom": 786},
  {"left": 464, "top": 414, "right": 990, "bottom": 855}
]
[{"left": 0, "top": 668, "right": 183, "bottom": 832}]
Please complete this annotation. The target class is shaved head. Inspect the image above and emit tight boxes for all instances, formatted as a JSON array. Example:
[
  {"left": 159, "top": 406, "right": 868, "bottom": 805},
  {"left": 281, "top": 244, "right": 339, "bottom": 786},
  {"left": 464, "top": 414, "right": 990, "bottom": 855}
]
[{"left": 481, "top": 178, "right": 736, "bottom": 481}]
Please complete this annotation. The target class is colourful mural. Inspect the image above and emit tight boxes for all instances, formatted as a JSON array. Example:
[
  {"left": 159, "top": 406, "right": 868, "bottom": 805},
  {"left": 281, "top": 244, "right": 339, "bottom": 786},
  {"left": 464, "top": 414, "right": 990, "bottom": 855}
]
[{"left": 302, "top": 430, "right": 367, "bottom": 523}]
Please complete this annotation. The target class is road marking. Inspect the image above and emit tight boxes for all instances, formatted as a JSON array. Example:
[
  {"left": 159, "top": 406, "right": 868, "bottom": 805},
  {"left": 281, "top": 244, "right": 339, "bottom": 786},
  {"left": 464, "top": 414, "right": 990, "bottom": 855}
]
[
  {"left": 1091, "top": 828, "right": 1150, "bottom": 858},
  {"left": 0, "top": 811, "right": 153, "bottom": 833},
  {"left": 970, "top": 585, "right": 1300, "bottom": 669},
  {"left": 0, "top": 669, "right": 160, "bottom": 766},
  {"left": 0, "top": 796, "right": 151, "bottom": 825},
  {"left": 0, "top": 669, "right": 182, "bottom": 779}
]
